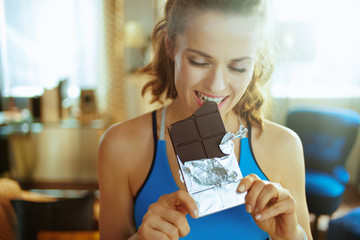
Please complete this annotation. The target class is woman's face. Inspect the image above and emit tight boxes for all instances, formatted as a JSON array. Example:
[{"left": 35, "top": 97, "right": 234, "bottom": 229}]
[{"left": 170, "top": 11, "right": 260, "bottom": 118}]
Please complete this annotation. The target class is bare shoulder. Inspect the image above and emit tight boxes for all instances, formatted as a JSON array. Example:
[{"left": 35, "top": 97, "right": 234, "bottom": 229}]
[
  {"left": 98, "top": 112, "right": 154, "bottom": 194},
  {"left": 99, "top": 112, "right": 153, "bottom": 162},
  {"left": 262, "top": 120, "right": 303, "bottom": 151},
  {"left": 252, "top": 120, "right": 305, "bottom": 182}
]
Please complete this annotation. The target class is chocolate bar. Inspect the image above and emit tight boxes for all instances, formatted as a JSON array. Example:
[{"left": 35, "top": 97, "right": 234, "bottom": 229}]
[{"left": 168, "top": 101, "right": 227, "bottom": 164}]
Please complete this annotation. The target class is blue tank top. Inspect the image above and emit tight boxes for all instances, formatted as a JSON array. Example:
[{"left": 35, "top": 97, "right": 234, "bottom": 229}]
[{"left": 134, "top": 109, "right": 270, "bottom": 239}]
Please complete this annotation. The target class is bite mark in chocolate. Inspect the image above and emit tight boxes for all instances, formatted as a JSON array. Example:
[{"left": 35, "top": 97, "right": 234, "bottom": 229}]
[{"left": 168, "top": 101, "right": 228, "bottom": 164}]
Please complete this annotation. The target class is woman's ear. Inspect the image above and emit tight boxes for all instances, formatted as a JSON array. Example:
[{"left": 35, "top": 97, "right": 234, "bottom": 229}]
[{"left": 164, "top": 30, "right": 175, "bottom": 61}]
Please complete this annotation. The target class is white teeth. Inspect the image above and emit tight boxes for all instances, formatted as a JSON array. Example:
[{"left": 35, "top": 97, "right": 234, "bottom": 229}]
[{"left": 196, "top": 92, "right": 225, "bottom": 104}]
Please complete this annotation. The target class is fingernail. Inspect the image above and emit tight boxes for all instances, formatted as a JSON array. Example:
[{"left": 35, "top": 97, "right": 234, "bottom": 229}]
[
  {"left": 255, "top": 213, "right": 262, "bottom": 220},
  {"left": 254, "top": 207, "right": 259, "bottom": 214},
  {"left": 194, "top": 209, "right": 199, "bottom": 218},
  {"left": 238, "top": 184, "right": 245, "bottom": 193},
  {"left": 246, "top": 204, "right": 252, "bottom": 213}
]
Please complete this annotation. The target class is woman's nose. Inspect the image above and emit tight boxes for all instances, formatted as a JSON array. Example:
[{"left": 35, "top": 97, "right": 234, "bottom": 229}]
[{"left": 207, "top": 65, "right": 227, "bottom": 92}]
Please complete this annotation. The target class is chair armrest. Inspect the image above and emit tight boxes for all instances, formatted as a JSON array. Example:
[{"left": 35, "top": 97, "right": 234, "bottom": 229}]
[{"left": 332, "top": 166, "right": 350, "bottom": 185}]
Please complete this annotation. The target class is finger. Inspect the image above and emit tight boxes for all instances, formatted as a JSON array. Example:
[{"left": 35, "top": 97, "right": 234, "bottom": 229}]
[
  {"left": 254, "top": 183, "right": 281, "bottom": 212},
  {"left": 138, "top": 222, "right": 170, "bottom": 240},
  {"left": 147, "top": 200, "right": 190, "bottom": 238},
  {"left": 176, "top": 205, "right": 188, "bottom": 215},
  {"left": 159, "top": 208, "right": 190, "bottom": 237},
  {"left": 254, "top": 197, "right": 296, "bottom": 221},
  {"left": 142, "top": 210, "right": 181, "bottom": 240},
  {"left": 161, "top": 190, "right": 198, "bottom": 218},
  {"left": 244, "top": 179, "right": 267, "bottom": 214},
  {"left": 237, "top": 174, "right": 260, "bottom": 193},
  {"left": 154, "top": 217, "right": 180, "bottom": 240},
  {"left": 140, "top": 231, "right": 170, "bottom": 240},
  {"left": 256, "top": 183, "right": 292, "bottom": 214}
]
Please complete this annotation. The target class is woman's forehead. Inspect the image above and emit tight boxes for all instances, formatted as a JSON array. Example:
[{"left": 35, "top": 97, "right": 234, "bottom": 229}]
[
  {"left": 184, "top": 11, "right": 260, "bottom": 37},
  {"left": 177, "top": 11, "right": 261, "bottom": 58}
]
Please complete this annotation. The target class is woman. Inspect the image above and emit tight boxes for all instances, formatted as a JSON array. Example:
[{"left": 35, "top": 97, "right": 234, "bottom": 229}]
[{"left": 98, "top": 0, "right": 312, "bottom": 239}]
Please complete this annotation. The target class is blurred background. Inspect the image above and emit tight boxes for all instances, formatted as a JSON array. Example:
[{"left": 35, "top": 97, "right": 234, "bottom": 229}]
[{"left": 0, "top": 0, "right": 360, "bottom": 239}]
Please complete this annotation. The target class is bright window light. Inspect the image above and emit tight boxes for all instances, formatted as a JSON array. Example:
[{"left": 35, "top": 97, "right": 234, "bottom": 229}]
[
  {"left": 0, "top": 0, "right": 100, "bottom": 97},
  {"left": 271, "top": 0, "right": 360, "bottom": 98}
]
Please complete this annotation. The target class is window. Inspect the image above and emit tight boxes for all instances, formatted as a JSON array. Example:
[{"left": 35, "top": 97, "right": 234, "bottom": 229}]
[
  {"left": 0, "top": 0, "right": 101, "bottom": 97},
  {"left": 271, "top": 0, "right": 360, "bottom": 98}
]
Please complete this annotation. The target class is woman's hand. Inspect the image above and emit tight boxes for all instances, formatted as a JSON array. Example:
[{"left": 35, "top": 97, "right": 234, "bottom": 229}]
[
  {"left": 237, "top": 174, "right": 302, "bottom": 240},
  {"left": 137, "top": 189, "right": 198, "bottom": 240}
]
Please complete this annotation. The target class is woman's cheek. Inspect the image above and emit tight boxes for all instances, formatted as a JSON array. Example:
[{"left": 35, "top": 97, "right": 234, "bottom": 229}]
[
  {"left": 179, "top": 65, "right": 205, "bottom": 85},
  {"left": 232, "top": 76, "right": 250, "bottom": 90},
  {"left": 240, "top": 72, "right": 254, "bottom": 89}
]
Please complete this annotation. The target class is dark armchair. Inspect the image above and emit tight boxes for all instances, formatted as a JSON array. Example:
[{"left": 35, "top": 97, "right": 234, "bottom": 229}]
[
  {"left": 11, "top": 191, "right": 95, "bottom": 240},
  {"left": 286, "top": 106, "right": 360, "bottom": 236}
]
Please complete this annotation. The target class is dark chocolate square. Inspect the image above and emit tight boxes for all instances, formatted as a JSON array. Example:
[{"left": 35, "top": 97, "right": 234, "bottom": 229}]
[
  {"left": 168, "top": 101, "right": 227, "bottom": 164},
  {"left": 196, "top": 113, "right": 224, "bottom": 138},
  {"left": 176, "top": 141, "right": 206, "bottom": 162},
  {"left": 168, "top": 119, "right": 200, "bottom": 144},
  {"left": 203, "top": 136, "right": 225, "bottom": 158}
]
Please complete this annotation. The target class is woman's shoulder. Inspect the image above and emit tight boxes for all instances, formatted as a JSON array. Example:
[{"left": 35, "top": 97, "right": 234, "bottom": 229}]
[
  {"left": 264, "top": 119, "right": 303, "bottom": 160},
  {"left": 98, "top": 111, "right": 155, "bottom": 170},
  {"left": 252, "top": 119, "right": 302, "bottom": 149},
  {"left": 101, "top": 111, "right": 153, "bottom": 144},
  {"left": 252, "top": 120, "right": 305, "bottom": 182},
  {"left": 262, "top": 120, "right": 302, "bottom": 147}
]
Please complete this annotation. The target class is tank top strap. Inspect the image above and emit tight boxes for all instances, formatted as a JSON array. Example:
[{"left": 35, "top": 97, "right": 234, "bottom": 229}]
[
  {"left": 247, "top": 119, "right": 251, "bottom": 138},
  {"left": 159, "top": 106, "right": 167, "bottom": 140},
  {"left": 151, "top": 110, "right": 158, "bottom": 142}
]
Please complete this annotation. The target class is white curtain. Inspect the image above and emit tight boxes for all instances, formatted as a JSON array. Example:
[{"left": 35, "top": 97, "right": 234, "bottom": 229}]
[{"left": 0, "top": 0, "right": 101, "bottom": 97}]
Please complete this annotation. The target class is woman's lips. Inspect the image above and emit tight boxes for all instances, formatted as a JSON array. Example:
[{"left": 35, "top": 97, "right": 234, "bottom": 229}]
[{"left": 194, "top": 91, "right": 228, "bottom": 109}]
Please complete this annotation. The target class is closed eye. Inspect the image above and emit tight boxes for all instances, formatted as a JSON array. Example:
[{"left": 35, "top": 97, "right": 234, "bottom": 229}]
[
  {"left": 228, "top": 66, "right": 247, "bottom": 73},
  {"left": 188, "top": 59, "right": 210, "bottom": 68},
  {"left": 228, "top": 61, "right": 251, "bottom": 73}
]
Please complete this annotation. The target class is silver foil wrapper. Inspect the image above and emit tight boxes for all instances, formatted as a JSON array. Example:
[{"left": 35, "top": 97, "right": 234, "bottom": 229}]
[{"left": 178, "top": 130, "right": 247, "bottom": 217}]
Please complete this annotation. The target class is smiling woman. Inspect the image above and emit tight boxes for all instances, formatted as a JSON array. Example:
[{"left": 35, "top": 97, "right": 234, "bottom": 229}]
[
  {"left": 98, "top": 1, "right": 312, "bottom": 239},
  {"left": 141, "top": 2, "right": 275, "bottom": 128}
]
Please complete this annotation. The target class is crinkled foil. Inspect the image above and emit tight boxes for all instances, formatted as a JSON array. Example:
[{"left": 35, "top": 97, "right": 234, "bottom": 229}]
[{"left": 178, "top": 130, "right": 247, "bottom": 217}]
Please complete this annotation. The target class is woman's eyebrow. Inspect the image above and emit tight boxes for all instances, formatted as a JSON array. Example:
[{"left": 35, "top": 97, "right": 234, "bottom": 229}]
[
  {"left": 230, "top": 56, "right": 254, "bottom": 62},
  {"left": 186, "top": 48, "right": 212, "bottom": 59},
  {"left": 186, "top": 48, "right": 254, "bottom": 62}
]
